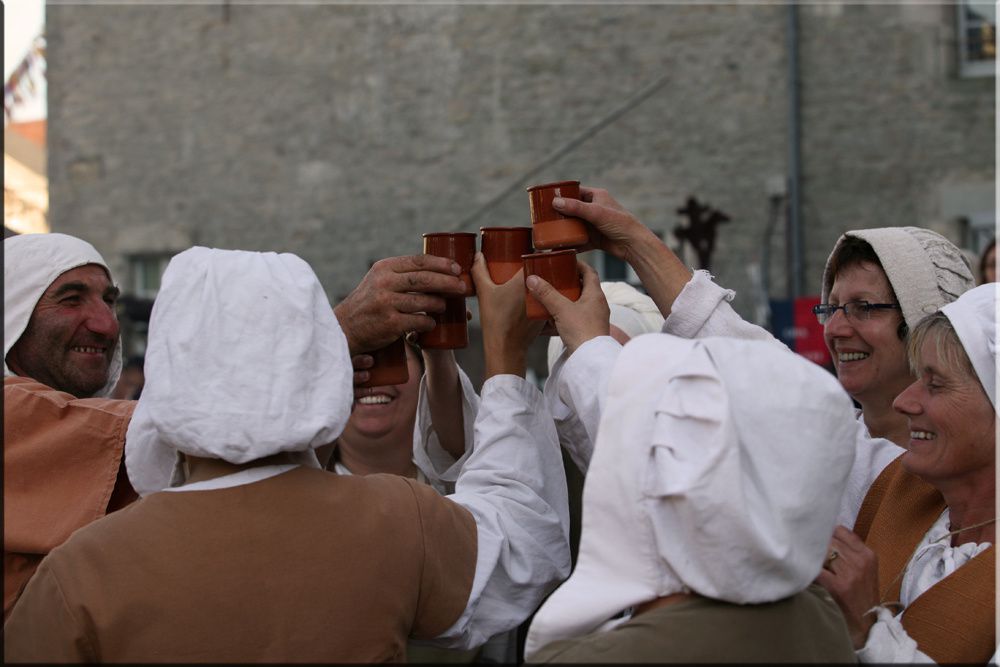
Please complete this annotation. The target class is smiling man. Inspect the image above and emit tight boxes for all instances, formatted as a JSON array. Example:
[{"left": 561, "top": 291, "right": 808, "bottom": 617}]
[{"left": 3, "top": 233, "right": 139, "bottom": 620}]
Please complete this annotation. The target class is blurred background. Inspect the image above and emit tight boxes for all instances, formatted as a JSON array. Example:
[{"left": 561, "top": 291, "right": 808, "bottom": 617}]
[{"left": 4, "top": 0, "right": 995, "bottom": 388}]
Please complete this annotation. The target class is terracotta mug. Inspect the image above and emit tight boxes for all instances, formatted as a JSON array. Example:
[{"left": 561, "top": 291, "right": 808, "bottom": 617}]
[
  {"left": 480, "top": 226, "right": 533, "bottom": 284},
  {"left": 523, "top": 249, "right": 582, "bottom": 320},
  {"left": 423, "top": 232, "right": 477, "bottom": 297},
  {"left": 526, "top": 180, "right": 589, "bottom": 250},
  {"left": 419, "top": 296, "right": 469, "bottom": 349},
  {"left": 356, "top": 337, "right": 409, "bottom": 388}
]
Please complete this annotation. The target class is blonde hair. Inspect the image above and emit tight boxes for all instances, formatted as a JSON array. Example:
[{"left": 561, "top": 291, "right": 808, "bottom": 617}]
[{"left": 906, "top": 312, "right": 976, "bottom": 380}]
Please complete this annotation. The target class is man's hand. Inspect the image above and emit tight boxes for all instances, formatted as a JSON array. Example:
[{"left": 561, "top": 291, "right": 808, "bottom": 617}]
[
  {"left": 334, "top": 255, "right": 465, "bottom": 355},
  {"left": 472, "top": 253, "right": 544, "bottom": 379},
  {"left": 814, "top": 525, "right": 881, "bottom": 649},
  {"left": 526, "top": 261, "right": 609, "bottom": 357}
]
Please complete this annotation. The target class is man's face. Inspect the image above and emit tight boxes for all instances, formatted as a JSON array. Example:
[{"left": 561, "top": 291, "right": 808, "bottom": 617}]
[{"left": 6, "top": 264, "right": 120, "bottom": 397}]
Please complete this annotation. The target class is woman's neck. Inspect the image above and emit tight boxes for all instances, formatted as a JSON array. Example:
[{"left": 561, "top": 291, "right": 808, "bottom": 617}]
[
  {"left": 334, "top": 431, "right": 418, "bottom": 479},
  {"left": 183, "top": 452, "right": 297, "bottom": 484},
  {"left": 939, "top": 470, "right": 996, "bottom": 547}
]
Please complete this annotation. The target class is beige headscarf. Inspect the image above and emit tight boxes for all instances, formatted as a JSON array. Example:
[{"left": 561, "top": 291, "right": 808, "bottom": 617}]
[
  {"left": 525, "top": 334, "right": 857, "bottom": 658},
  {"left": 3, "top": 233, "right": 123, "bottom": 396},
  {"left": 125, "top": 247, "right": 353, "bottom": 496},
  {"left": 821, "top": 227, "right": 975, "bottom": 330}
]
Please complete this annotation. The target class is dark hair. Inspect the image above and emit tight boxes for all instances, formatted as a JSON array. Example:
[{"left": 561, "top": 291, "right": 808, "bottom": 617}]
[
  {"left": 979, "top": 237, "right": 996, "bottom": 285},
  {"left": 826, "top": 236, "right": 886, "bottom": 287},
  {"left": 827, "top": 236, "right": 907, "bottom": 339}
]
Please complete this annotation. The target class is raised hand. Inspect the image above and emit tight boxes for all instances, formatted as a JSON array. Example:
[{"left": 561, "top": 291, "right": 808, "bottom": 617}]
[
  {"left": 334, "top": 255, "right": 466, "bottom": 355},
  {"left": 525, "top": 260, "right": 610, "bottom": 357},
  {"left": 472, "top": 253, "right": 544, "bottom": 379}
]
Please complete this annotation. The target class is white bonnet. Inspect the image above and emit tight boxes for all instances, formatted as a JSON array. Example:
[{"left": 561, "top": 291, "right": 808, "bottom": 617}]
[
  {"left": 547, "top": 281, "right": 665, "bottom": 371},
  {"left": 125, "top": 247, "right": 353, "bottom": 496},
  {"left": 526, "top": 334, "right": 857, "bottom": 657},
  {"left": 940, "top": 283, "right": 997, "bottom": 410},
  {"left": 3, "top": 232, "right": 123, "bottom": 396},
  {"left": 821, "top": 227, "right": 974, "bottom": 330}
]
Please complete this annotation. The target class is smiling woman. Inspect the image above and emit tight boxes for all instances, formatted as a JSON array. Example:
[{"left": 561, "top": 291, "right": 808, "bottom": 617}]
[{"left": 816, "top": 284, "right": 997, "bottom": 663}]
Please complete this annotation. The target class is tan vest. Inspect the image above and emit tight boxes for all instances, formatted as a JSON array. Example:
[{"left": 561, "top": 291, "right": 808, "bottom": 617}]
[
  {"left": 3, "top": 376, "right": 137, "bottom": 620},
  {"left": 855, "top": 457, "right": 995, "bottom": 664}
]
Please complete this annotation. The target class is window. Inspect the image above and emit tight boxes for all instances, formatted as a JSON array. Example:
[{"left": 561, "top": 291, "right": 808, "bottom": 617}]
[
  {"left": 129, "top": 254, "right": 172, "bottom": 299},
  {"left": 958, "top": 1, "right": 996, "bottom": 77}
]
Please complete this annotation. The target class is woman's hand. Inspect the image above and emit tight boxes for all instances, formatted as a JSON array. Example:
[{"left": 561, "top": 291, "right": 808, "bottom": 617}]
[
  {"left": 554, "top": 186, "right": 660, "bottom": 264},
  {"left": 473, "top": 253, "right": 544, "bottom": 379},
  {"left": 525, "top": 260, "right": 610, "bottom": 357},
  {"left": 814, "top": 525, "right": 881, "bottom": 649}
]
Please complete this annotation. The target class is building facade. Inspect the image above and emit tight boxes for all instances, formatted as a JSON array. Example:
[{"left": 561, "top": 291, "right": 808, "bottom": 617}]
[{"left": 45, "top": 2, "right": 994, "bottom": 380}]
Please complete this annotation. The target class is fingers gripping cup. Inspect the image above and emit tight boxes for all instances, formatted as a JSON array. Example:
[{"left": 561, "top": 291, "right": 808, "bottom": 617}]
[
  {"left": 418, "top": 295, "right": 469, "bottom": 349},
  {"left": 356, "top": 337, "right": 409, "bottom": 388},
  {"left": 527, "top": 181, "right": 589, "bottom": 250},
  {"left": 423, "top": 232, "right": 477, "bottom": 297},
  {"left": 523, "top": 249, "right": 582, "bottom": 320},
  {"left": 480, "top": 226, "right": 534, "bottom": 284}
]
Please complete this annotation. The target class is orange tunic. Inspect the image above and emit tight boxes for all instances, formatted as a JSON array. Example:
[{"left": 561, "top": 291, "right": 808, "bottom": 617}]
[
  {"left": 3, "top": 376, "right": 137, "bottom": 620},
  {"left": 4, "top": 466, "right": 478, "bottom": 663}
]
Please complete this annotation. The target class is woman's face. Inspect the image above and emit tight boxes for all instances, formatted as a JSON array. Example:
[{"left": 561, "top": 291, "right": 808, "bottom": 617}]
[
  {"left": 892, "top": 337, "right": 995, "bottom": 485},
  {"left": 825, "top": 261, "right": 912, "bottom": 408},
  {"left": 346, "top": 344, "right": 422, "bottom": 441}
]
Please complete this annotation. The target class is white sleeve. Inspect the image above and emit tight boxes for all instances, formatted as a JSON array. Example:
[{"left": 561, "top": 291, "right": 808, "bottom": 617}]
[
  {"left": 432, "top": 375, "right": 571, "bottom": 649},
  {"left": 411, "top": 365, "right": 480, "bottom": 495},
  {"left": 834, "top": 417, "right": 904, "bottom": 528},
  {"left": 855, "top": 606, "right": 936, "bottom": 663},
  {"left": 664, "top": 269, "right": 785, "bottom": 345},
  {"left": 542, "top": 336, "right": 622, "bottom": 474}
]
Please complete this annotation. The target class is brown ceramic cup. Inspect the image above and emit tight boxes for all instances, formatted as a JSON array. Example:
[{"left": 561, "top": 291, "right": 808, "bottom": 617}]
[
  {"left": 523, "top": 249, "right": 582, "bottom": 320},
  {"left": 480, "top": 226, "right": 533, "bottom": 284},
  {"left": 423, "top": 232, "right": 477, "bottom": 297},
  {"left": 418, "top": 296, "right": 469, "bottom": 349},
  {"left": 356, "top": 337, "right": 409, "bottom": 388},
  {"left": 526, "top": 180, "right": 589, "bottom": 250}
]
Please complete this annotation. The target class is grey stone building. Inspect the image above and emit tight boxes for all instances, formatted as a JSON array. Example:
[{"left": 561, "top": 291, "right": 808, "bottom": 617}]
[{"left": 45, "top": 2, "right": 994, "bottom": 382}]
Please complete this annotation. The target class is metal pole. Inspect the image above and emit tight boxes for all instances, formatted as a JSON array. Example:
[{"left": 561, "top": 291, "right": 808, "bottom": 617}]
[{"left": 786, "top": 2, "right": 803, "bottom": 299}]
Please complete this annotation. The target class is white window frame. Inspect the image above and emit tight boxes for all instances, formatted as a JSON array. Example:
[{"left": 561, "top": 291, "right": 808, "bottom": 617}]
[{"left": 957, "top": 1, "right": 996, "bottom": 78}]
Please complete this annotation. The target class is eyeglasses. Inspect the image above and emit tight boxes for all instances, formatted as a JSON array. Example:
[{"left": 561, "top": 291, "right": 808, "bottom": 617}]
[{"left": 812, "top": 300, "right": 901, "bottom": 325}]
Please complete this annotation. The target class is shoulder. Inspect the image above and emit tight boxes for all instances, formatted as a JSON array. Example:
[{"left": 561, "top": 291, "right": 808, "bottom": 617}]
[{"left": 4, "top": 376, "right": 135, "bottom": 419}]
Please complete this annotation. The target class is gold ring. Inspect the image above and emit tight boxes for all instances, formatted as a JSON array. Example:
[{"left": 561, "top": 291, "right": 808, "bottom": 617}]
[{"left": 824, "top": 548, "right": 840, "bottom": 569}]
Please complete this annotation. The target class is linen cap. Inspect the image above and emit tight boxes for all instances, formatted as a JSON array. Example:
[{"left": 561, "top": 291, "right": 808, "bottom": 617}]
[
  {"left": 125, "top": 247, "right": 353, "bottom": 496},
  {"left": 525, "top": 334, "right": 857, "bottom": 658},
  {"left": 821, "top": 227, "right": 974, "bottom": 330},
  {"left": 3, "top": 232, "right": 123, "bottom": 396},
  {"left": 547, "top": 281, "right": 665, "bottom": 371},
  {"left": 940, "top": 283, "right": 997, "bottom": 410}
]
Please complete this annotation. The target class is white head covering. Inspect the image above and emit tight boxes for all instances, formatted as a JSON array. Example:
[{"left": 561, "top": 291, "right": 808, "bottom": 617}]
[
  {"left": 3, "top": 232, "right": 123, "bottom": 396},
  {"left": 822, "top": 227, "right": 975, "bottom": 330},
  {"left": 125, "top": 247, "right": 353, "bottom": 496},
  {"left": 940, "top": 283, "right": 997, "bottom": 410},
  {"left": 525, "top": 334, "right": 857, "bottom": 658},
  {"left": 547, "top": 281, "right": 665, "bottom": 371}
]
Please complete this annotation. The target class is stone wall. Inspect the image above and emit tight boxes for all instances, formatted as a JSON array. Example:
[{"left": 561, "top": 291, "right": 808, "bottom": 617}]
[{"left": 46, "top": 3, "right": 994, "bottom": 378}]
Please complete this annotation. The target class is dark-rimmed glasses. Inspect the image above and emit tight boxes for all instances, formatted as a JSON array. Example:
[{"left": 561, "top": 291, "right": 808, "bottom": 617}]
[{"left": 812, "top": 300, "right": 900, "bottom": 325}]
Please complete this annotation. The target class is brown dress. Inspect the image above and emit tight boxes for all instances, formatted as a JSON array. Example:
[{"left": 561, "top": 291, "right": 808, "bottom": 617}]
[{"left": 3, "top": 466, "right": 477, "bottom": 663}]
